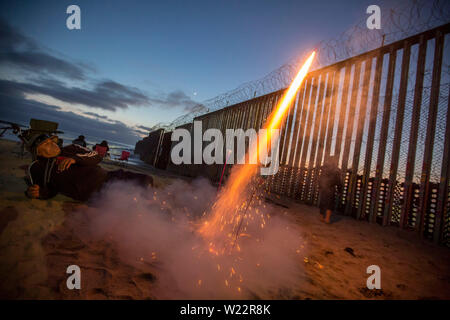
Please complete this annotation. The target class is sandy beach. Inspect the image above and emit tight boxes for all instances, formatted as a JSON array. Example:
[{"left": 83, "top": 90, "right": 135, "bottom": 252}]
[{"left": 0, "top": 138, "right": 449, "bottom": 299}]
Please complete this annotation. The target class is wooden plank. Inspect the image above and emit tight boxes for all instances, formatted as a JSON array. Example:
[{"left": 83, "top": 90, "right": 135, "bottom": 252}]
[
  {"left": 369, "top": 48, "right": 397, "bottom": 223},
  {"left": 383, "top": 41, "right": 411, "bottom": 226},
  {"left": 417, "top": 29, "right": 445, "bottom": 236}
]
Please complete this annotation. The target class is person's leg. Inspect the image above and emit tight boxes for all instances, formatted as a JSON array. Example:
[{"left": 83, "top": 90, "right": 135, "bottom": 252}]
[{"left": 324, "top": 209, "right": 332, "bottom": 223}]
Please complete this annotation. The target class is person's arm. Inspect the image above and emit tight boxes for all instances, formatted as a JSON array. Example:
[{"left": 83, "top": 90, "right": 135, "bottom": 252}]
[
  {"left": 27, "top": 164, "right": 58, "bottom": 199},
  {"left": 63, "top": 145, "right": 103, "bottom": 166}
]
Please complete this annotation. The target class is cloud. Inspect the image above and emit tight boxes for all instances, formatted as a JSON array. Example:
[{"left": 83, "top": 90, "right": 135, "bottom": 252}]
[
  {"left": 0, "top": 18, "right": 206, "bottom": 113},
  {"left": 0, "top": 92, "right": 144, "bottom": 145},
  {"left": 0, "top": 18, "right": 208, "bottom": 144},
  {"left": 82, "top": 111, "right": 109, "bottom": 120},
  {"left": 12, "top": 78, "right": 150, "bottom": 111},
  {"left": 149, "top": 90, "right": 204, "bottom": 112},
  {"left": 0, "top": 19, "right": 88, "bottom": 80},
  {"left": 136, "top": 125, "right": 153, "bottom": 131}
]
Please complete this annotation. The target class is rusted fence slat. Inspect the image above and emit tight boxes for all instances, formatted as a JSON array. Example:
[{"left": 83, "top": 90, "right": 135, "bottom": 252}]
[
  {"left": 286, "top": 81, "right": 307, "bottom": 196},
  {"left": 383, "top": 41, "right": 411, "bottom": 226},
  {"left": 400, "top": 35, "right": 427, "bottom": 228},
  {"left": 288, "top": 80, "right": 309, "bottom": 167},
  {"left": 358, "top": 53, "right": 383, "bottom": 220},
  {"left": 417, "top": 29, "right": 444, "bottom": 237},
  {"left": 345, "top": 58, "right": 372, "bottom": 216},
  {"left": 341, "top": 62, "right": 362, "bottom": 174},
  {"left": 323, "top": 71, "right": 339, "bottom": 160},
  {"left": 434, "top": 87, "right": 450, "bottom": 243},
  {"left": 278, "top": 100, "right": 294, "bottom": 165},
  {"left": 280, "top": 94, "right": 298, "bottom": 165},
  {"left": 369, "top": 48, "right": 397, "bottom": 223},
  {"left": 299, "top": 77, "right": 319, "bottom": 200},
  {"left": 313, "top": 72, "right": 334, "bottom": 203},
  {"left": 291, "top": 78, "right": 313, "bottom": 197},
  {"left": 334, "top": 64, "right": 352, "bottom": 161},
  {"left": 305, "top": 74, "right": 326, "bottom": 203}
]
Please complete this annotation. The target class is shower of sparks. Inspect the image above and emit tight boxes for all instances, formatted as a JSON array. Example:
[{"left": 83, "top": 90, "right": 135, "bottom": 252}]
[{"left": 195, "top": 52, "right": 316, "bottom": 293}]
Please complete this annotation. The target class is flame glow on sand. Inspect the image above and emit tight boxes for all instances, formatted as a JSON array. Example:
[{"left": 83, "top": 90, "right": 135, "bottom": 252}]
[{"left": 196, "top": 52, "right": 316, "bottom": 293}]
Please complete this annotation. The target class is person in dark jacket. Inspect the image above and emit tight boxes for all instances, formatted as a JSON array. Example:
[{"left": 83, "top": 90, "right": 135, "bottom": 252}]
[
  {"left": 72, "top": 135, "right": 87, "bottom": 147},
  {"left": 26, "top": 134, "right": 153, "bottom": 201},
  {"left": 318, "top": 155, "right": 343, "bottom": 224}
]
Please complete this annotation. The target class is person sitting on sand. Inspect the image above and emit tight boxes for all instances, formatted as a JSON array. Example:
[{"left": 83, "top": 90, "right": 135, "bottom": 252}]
[
  {"left": 318, "top": 155, "right": 343, "bottom": 224},
  {"left": 93, "top": 140, "right": 110, "bottom": 158},
  {"left": 25, "top": 134, "right": 153, "bottom": 201},
  {"left": 72, "top": 135, "right": 87, "bottom": 147}
]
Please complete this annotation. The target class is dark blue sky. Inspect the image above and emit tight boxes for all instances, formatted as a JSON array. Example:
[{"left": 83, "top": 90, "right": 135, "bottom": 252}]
[{"left": 0, "top": 0, "right": 397, "bottom": 144}]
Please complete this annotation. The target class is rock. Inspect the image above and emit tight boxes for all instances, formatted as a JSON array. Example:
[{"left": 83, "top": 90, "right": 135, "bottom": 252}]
[{"left": 344, "top": 247, "right": 356, "bottom": 257}]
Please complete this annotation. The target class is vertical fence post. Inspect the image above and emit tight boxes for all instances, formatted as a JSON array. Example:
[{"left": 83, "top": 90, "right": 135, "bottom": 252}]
[
  {"left": 346, "top": 58, "right": 372, "bottom": 217},
  {"left": 286, "top": 81, "right": 307, "bottom": 197},
  {"left": 341, "top": 62, "right": 362, "bottom": 174},
  {"left": 400, "top": 35, "right": 427, "bottom": 228},
  {"left": 341, "top": 62, "right": 362, "bottom": 213},
  {"left": 434, "top": 87, "right": 450, "bottom": 244},
  {"left": 358, "top": 52, "right": 383, "bottom": 220},
  {"left": 313, "top": 72, "right": 334, "bottom": 204},
  {"left": 383, "top": 41, "right": 411, "bottom": 226},
  {"left": 299, "top": 77, "right": 319, "bottom": 201},
  {"left": 369, "top": 48, "right": 397, "bottom": 223},
  {"left": 291, "top": 78, "right": 313, "bottom": 198},
  {"left": 323, "top": 70, "right": 339, "bottom": 161},
  {"left": 417, "top": 29, "right": 444, "bottom": 237},
  {"left": 305, "top": 74, "right": 326, "bottom": 203},
  {"left": 334, "top": 64, "right": 352, "bottom": 160}
]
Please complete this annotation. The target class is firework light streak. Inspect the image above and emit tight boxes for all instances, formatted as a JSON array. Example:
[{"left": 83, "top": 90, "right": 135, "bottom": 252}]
[
  {"left": 199, "top": 52, "right": 315, "bottom": 235},
  {"left": 195, "top": 52, "right": 315, "bottom": 293}
]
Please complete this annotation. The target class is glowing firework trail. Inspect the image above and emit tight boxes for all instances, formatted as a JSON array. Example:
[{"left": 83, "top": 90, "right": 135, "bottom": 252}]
[
  {"left": 218, "top": 149, "right": 232, "bottom": 191},
  {"left": 199, "top": 52, "right": 316, "bottom": 251}
]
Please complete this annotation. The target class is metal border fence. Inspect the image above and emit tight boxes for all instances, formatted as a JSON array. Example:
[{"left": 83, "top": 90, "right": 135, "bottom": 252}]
[{"left": 144, "top": 23, "right": 450, "bottom": 246}]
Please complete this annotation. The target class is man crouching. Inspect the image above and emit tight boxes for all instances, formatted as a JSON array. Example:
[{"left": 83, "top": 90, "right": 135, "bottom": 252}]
[{"left": 26, "top": 134, "right": 153, "bottom": 201}]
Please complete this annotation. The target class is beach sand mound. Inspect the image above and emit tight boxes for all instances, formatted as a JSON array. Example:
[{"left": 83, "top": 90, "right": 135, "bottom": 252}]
[{"left": 0, "top": 139, "right": 449, "bottom": 299}]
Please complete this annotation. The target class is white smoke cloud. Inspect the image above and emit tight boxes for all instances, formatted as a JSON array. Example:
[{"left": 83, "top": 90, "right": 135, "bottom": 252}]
[{"left": 83, "top": 178, "right": 304, "bottom": 299}]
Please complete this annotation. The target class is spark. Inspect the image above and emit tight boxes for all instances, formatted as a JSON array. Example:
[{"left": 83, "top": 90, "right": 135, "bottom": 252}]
[{"left": 192, "top": 51, "right": 315, "bottom": 292}]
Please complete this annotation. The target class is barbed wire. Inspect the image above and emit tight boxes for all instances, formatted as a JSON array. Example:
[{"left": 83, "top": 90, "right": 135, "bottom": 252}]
[{"left": 158, "top": 0, "right": 449, "bottom": 130}]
